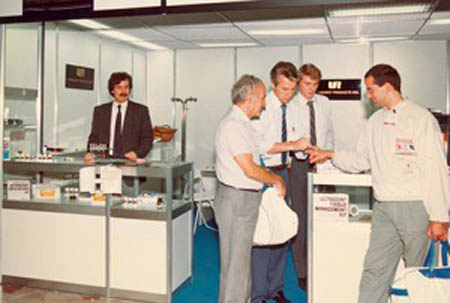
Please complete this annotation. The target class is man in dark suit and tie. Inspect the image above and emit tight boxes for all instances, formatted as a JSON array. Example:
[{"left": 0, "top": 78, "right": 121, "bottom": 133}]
[{"left": 84, "top": 72, "right": 153, "bottom": 163}]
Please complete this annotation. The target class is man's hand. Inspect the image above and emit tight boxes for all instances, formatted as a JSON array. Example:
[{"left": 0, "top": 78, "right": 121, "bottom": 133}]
[
  {"left": 84, "top": 152, "right": 96, "bottom": 164},
  {"left": 427, "top": 221, "right": 448, "bottom": 241},
  {"left": 124, "top": 151, "right": 138, "bottom": 160},
  {"left": 272, "top": 174, "right": 286, "bottom": 198},
  {"left": 308, "top": 149, "right": 335, "bottom": 164},
  {"left": 291, "top": 138, "right": 311, "bottom": 151}
]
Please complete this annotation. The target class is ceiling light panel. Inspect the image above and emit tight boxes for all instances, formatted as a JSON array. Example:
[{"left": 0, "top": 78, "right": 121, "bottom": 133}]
[
  {"left": 155, "top": 25, "right": 249, "bottom": 41},
  {"left": 329, "top": 19, "right": 424, "bottom": 38},
  {"left": 116, "top": 28, "right": 178, "bottom": 41},
  {"left": 236, "top": 18, "right": 329, "bottom": 37},
  {"left": 67, "top": 19, "right": 111, "bottom": 30},
  {"left": 256, "top": 37, "right": 333, "bottom": 46},
  {"left": 197, "top": 42, "right": 259, "bottom": 48},
  {"left": 328, "top": 3, "right": 432, "bottom": 18}
]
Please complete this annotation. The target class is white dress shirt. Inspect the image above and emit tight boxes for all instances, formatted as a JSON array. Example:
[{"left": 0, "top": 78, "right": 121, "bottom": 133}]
[
  {"left": 109, "top": 100, "right": 128, "bottom": 156},
  {"left": 216, "top": 105, "right": 263, "bottom": 190},
  {"left": 333, "top": 100, "right": 450, "bottom": 222},
  {"left": 252, "top": 91, "right": 307, "bottom": 166},
  {"left": 293, "top": 93, "right": 335, "bottom": 159}
]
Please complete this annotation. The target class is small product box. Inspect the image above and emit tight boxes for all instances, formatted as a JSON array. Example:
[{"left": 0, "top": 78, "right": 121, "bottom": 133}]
[
  {"left": 32, "top": 184, "right": 61, "bottom": 201},
  {"left": 3, "top": 137, "right": 10, "bottom": 160},
  {"left": 7, "top": 180, "right": 31, "bottom": 200}
]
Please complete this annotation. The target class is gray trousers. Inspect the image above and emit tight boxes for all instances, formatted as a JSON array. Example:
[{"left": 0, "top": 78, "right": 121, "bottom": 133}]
[
  {"left": 359, "top": 200, "right": 430, "bottom": 303},
  {"left": 214, "top": 183, "right": 262, "bottom": 303}
]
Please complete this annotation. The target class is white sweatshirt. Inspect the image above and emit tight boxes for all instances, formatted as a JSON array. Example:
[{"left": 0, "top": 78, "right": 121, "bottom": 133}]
[{"left": 333, "top": 100, "right": 450, "bottom": 222}]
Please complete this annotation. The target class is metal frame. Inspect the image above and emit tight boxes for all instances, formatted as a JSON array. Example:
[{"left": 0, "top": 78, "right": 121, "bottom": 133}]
[{"left": 0, "top": 24, "right": 5, "bottom": 285}]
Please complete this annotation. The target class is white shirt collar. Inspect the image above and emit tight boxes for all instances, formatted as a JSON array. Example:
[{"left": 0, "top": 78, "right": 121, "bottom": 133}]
[
  {"left": 231, "top": 105, "right": 250, "bottom": 122},
  {"left": 298, "top": 93, "right": 316, "bottom": 104},
  {"left": 113, "top": 100, "right": 129, "bottom": 110}
]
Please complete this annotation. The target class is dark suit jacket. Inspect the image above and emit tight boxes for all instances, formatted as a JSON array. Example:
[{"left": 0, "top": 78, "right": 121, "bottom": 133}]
[{"left": 87, "top": 100, "right": 154, "bottom": 158}]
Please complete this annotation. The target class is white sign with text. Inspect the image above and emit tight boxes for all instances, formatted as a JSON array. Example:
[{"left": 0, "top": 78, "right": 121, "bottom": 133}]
[{"left": 313, "top": 193, "right": 349, "bottom": 222}]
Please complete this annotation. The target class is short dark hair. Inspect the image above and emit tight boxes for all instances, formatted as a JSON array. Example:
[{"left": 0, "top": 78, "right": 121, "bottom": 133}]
[
  {"left": 298, "top": 63, "right": 322, "bottom": 81},
  {"left": 270, "top": 61, "right": 299, "bottom": 86},
  {"left": 108, "top": 72, "right": 133, "bottom": 96},
  {"left": 364, "top": 64, "right": 401, "bottom": 93}
]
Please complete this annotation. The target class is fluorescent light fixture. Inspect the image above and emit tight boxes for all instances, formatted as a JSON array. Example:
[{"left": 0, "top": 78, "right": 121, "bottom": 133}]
[
  {"left": 329, "top": 3, "right": 432, "bottom": 18},
  {"left": 67, "top": 19, "right": 111, "bottom": 30},
  {"left": 131, "top": 41, "right": 167, "bottom": 50},
  {"left": 96, "top": 30, "right": 140, "bottom": 41},
  {"left": 430, "top": 19, "right": 450, "bottom": 25},
  {"left": 248, "top": 29, "right": 325, "bottom": 36},
  {"left": 198, "top": 42, "right": 258, "bottom": 48},
  {"left": 68, "top": 19, "right": 165, "bottom": 50},
  {"left": 338, "top": 36, "right": 408, "bottom": 44}
]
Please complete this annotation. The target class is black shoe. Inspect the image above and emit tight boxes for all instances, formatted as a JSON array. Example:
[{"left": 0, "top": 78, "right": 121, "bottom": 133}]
[
  {"left": 298, "top": 277, "right": 307, "bottom": 291},
  {"left": 272, "top": 290, "right": 291, "bottom": 303}
]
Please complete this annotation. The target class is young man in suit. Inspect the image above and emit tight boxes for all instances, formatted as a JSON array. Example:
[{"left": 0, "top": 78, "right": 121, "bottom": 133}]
[{"left": 85, "top": 72, "right": 153, "bottom": 162}]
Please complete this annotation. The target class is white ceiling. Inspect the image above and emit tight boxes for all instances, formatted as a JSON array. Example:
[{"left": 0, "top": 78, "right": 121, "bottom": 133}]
[{"left": 63, "top": 3, "right": 450, "bottom": 50}]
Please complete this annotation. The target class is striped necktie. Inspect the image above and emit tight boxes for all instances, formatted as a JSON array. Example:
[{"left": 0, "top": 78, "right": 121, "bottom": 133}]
[
  {"left": 308, "top": 101, "right": 316, "bottom": 146},
  {"left": 281, "top": 103, "right": 287, "bottom": 165}
]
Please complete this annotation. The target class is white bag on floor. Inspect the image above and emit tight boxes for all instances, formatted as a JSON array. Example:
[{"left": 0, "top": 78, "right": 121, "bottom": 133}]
[
  {"left": 253, "top": 187, "right": 298, "bottom": 246},
  {"left": 389, "top": 240, "right": 450, "bottom": 303}
]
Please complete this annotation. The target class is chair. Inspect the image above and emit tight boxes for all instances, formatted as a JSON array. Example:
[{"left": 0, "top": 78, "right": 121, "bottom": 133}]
[{"left": 184, "top": 168, "right": 217, "bottom": 234}]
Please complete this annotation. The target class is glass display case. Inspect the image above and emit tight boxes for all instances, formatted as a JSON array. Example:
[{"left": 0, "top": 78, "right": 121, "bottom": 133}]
[{"left": 2, "top": 157, "right": 193, "bottom": 303}]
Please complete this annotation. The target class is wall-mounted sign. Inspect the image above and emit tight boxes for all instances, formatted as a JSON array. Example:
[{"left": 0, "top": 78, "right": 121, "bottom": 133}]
[
  {"left": 94, "top": 0, "right": 160, "bottom": 11},
  {"left": 65, "top": 64, "right": 94, "bottom": 90},
  {"left": 318, "top": 79, "right": 361, "bottom": 101},
  {"left": 168, "top": 0, "right": 259, "bottom": 5},
  {"left": 24, "top": 0, "right": 92, "bottom": 12},
  {"left": 0, "top": 1, "right": 23, "bottom": 17}
]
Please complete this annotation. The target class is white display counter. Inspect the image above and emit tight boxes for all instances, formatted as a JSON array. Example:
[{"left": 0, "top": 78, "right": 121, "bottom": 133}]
[
  {"left": 307, "top": 173, "right": 404, "bottom": 303},
  {"left": 1, "top": 159, "right": 194, "bottom": 303}
]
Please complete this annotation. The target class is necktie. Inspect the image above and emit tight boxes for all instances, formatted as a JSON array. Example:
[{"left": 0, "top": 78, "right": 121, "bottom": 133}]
[
  {"left": 308, "top": 101, "right": 316, "bottom": 146},
  {"left": 281, "top": 103, "right": 287, "bottom": 165},
  {"left": 113, "top": 105, "right": 122, "bottom": 158}
]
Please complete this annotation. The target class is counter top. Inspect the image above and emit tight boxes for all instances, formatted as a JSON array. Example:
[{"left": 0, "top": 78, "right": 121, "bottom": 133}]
[{"left": 3, "top": 158, "right": 193, "bottom": 178}]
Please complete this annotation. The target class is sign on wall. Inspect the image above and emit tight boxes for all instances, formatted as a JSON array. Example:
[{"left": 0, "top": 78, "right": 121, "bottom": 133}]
[
  {"left": 168, "top": 0, "right": 260, "bottom": 5},
  {"left": 65, "top": 64, "right": 95, "bottom": 90},
  {"left": 24, "top": 0, "right": 92, "bottom": 11},
  {"left": 0, "top": 1, "right": 23, "bottom": 17},
  {"left": 94, "top": 0, "right": 160, "bottom": 11},
  {"left": 317, "top": 79, "right": 361, "bottom": 101}
]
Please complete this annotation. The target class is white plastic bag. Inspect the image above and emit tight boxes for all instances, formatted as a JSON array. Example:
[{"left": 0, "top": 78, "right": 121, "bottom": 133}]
[{"left": 253, "top": 187, "right": 298, "bottom": 246}]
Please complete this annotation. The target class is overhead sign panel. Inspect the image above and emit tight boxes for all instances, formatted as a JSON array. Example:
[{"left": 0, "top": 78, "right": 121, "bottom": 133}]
[
  {"left": 168, "top": 0, "right": 259, "bottom": 5},
  {"left": 94, "top": 0, "right": 160, "bottom": 11},
  {"left": 0, "top": 1, "right": 23, "bottom": 17}
]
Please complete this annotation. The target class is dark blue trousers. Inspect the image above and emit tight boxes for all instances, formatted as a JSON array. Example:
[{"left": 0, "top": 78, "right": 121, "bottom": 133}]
[{"left": 251, "top": 168, "right": 289, "bottom": 303}]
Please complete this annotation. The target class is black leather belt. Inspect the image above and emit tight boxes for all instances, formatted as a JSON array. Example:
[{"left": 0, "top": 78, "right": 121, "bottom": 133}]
[
  {"left": 267, "top": 164, "right": 289, "bottom": 171},
  {"left": 219, "top": 181, "right": 262, "bottom": 193}
]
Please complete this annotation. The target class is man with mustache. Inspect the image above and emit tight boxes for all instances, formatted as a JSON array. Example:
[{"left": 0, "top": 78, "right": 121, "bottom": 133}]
[{"left": 85, "top": 72, "right": 153, "bottom": 162}]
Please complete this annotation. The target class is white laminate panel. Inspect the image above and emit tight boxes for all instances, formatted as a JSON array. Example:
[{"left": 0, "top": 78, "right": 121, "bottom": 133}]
[
  {"left": 175, "top": 48, "right": 234, "bottom": 168},
  {"left": 110, "top": 218, "right": 167, "bottom": 293},
  {"left": 172, "top": 211, "right": 191, "bottom": 290},
  {"left": 2, "top": 210, "right": 106, "bottom": 286},
  {"left": 236, "top": 46, "right": 300, "bottom": 87},
  {"left": 374, "top": 40, "right": 447, "bottom": 113},
  {"left": 312, "top": 222, "right": 371, "bottom": 303},
  {"left": 132, "top": 51, "right": 147, "bottom": 104}
]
